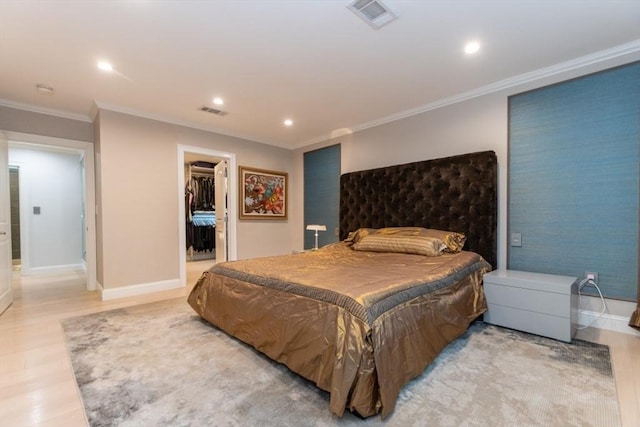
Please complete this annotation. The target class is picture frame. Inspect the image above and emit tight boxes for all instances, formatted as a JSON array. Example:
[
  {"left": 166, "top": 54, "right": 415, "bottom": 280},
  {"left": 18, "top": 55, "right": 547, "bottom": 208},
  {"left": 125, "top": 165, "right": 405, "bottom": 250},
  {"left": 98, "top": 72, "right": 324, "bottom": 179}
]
[{"left": 239, "top": 166, "right": 288, "bottom": 220}]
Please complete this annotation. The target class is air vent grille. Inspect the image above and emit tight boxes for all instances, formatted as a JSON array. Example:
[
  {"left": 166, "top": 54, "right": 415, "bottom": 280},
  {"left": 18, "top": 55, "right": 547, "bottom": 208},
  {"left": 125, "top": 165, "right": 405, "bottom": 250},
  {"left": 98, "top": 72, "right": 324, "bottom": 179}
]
[
  {"left": 347, "top": 0, "right": 397, "bottom": 29},
  {"left": 199, "top": 105, "right": 229, "bottom": 116}
]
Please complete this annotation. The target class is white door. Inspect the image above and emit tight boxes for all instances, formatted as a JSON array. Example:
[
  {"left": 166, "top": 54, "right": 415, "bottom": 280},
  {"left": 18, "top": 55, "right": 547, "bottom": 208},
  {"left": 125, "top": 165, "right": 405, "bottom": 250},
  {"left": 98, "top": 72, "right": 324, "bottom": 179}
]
[
  {"left": 0, "top": 133, "right": 13, "bottom": 315},
  {"left": 214, "top": 160, "right": 228, "bottom": 262}
]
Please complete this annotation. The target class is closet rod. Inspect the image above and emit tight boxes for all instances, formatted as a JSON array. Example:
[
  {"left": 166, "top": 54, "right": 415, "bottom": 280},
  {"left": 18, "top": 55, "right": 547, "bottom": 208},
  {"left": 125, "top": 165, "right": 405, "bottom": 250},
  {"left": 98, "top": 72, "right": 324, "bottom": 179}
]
[
  {"left": 190, "top": 165, "right": 216, "bottom": 174},
  {"left": 190, "top": 172, "right": 214, "bottom": 178}
]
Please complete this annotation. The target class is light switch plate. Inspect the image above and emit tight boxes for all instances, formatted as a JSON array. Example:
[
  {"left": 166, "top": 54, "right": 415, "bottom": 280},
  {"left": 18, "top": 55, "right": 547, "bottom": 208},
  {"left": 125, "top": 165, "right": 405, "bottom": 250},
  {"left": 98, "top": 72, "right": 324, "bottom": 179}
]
[{"left": 511, "top": 232, "right": 522, "bottom": 247}]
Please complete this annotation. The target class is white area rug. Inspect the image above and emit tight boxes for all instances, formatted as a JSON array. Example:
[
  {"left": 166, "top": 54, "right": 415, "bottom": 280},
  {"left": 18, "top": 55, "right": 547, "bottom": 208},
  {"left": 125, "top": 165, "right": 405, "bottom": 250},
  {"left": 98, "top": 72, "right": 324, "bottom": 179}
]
[{"left": 62, "top": 298, "right": 621, "bottom": 427}]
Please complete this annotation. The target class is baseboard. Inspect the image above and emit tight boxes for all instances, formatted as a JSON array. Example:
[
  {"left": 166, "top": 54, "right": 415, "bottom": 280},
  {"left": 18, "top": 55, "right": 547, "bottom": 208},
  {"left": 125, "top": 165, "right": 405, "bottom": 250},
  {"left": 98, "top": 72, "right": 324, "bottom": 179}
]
[
  {"left": 21, "top": 263, "right": 85, "bottom": 276},
  {"left": 578, "top": 309, "right": 640, "bottom": 337},
  {"left": 100, "top": 279, "right": 183, "bottom": 301}
]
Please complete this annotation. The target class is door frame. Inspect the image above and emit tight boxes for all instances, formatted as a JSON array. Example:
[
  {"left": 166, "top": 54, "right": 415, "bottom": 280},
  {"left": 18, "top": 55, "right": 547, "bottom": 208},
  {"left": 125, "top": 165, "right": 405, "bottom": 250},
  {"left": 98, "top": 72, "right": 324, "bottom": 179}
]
[
  {"left": 0, "top": 131, "right": 11, "bottom": 314},
  {"left": 2, "top": 131, "right": 97, "bottom": 290},
  {"left": 177, "top": 145, "right": 237, "bottom": 287}
]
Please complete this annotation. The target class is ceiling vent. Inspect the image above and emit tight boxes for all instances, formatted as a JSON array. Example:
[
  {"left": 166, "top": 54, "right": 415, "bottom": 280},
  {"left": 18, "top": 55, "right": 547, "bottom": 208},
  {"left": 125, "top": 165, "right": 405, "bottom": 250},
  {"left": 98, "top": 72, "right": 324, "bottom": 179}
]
[
  {"left": 347, "top": 0, "right": 398, "bottom": 30},
  {"left": 199, "top": 105, "right": 229, "bottom": 117}
]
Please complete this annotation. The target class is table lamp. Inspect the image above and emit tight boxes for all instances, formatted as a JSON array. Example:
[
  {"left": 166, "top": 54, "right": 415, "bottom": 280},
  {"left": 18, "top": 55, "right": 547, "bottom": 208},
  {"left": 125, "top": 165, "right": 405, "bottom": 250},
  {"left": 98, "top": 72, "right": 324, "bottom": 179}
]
[{"left": 306, "top": 224, "right": 327, "bottom": 250}]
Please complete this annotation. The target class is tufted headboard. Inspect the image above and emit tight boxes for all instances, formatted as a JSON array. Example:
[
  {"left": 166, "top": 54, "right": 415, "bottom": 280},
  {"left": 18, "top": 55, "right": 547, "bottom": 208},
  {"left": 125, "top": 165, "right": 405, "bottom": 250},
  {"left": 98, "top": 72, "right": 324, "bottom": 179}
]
[{"left": 339, "top": 150, "right": 497, "bottom": 268}]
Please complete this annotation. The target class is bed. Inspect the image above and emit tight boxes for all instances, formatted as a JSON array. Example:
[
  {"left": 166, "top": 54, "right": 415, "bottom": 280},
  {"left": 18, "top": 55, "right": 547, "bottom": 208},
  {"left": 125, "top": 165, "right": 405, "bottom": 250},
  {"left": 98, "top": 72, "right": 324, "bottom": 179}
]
[{"left": 188, "top": 150, "right": 497, "bottom": 418}]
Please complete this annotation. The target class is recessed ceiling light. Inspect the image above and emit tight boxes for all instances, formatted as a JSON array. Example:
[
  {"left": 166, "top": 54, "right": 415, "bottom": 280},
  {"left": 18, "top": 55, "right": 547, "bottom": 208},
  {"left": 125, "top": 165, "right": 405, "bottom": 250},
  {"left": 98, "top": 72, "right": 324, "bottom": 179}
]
[
  {"left": 464, "top": 41, "right": 481, "bottom": 55},
  {"left": 97, "top": 61, "right": 114, "bottom": 72},
  {"left": 284, "top": 119, "right": 293, "bottom": 127},
  {"left": 35, "top": 83, "right": 54, "bottom": 95},
  {"left": 213, "top": 97, "right": 224, "bottom": 106}
]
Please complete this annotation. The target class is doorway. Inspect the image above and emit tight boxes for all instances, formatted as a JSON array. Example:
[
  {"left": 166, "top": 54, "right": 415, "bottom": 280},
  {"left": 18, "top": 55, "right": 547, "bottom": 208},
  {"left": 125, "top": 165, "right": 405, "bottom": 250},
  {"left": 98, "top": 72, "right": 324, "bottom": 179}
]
[
  {"left": 9, "top": 166, "right": 20, "bottom": 268},
  {"left": 184, "top": 154, "right": 222, "bottom": 263},
  {"left": 177, "top": 145, "right": 237, "bottom": 288},
  {"left": 3, "top": 132, "right": 96, "bottom": 291},
  {"left": 9, "top": 142, "right": 85, "bottom": 276}
]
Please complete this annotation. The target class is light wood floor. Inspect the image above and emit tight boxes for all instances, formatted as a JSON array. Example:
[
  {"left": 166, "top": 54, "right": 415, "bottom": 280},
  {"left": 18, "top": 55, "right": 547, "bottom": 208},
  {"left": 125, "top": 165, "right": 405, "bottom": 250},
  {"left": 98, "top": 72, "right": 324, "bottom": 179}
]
[{"left": 0, "top": 263, "right": 638, "bottom": 426}]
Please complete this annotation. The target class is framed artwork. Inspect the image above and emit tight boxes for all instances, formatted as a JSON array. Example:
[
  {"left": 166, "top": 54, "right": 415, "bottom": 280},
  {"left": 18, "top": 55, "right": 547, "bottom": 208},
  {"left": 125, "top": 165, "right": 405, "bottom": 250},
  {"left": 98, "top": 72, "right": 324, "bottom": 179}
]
[{"left": 239, "top": 166, "right": 288, "bottom": 220}]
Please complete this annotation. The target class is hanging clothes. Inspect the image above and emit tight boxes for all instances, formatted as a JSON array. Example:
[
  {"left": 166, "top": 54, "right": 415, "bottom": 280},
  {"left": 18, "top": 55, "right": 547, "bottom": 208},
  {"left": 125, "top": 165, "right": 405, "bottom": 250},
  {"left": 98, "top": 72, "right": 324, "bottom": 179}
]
[
  {"left": 185, "top": 183, "right": 194, "bottom": 250},
  {"left": 191, "top": 176, "right": 214, "bottom": 211},
  {"left": 191, "top": 224, "right": 215, "bottom": 253},
  {"left": 186, "top": 165, "right": 216, "bottom": 256},
  {"left": 192, "top": 211, "right": 215, "bottom": 226}
]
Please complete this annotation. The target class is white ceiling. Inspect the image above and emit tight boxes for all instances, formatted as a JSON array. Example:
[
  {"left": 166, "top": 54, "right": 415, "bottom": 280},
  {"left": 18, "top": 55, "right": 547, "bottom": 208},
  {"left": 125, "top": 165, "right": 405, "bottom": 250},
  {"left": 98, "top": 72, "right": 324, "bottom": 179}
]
[{"left": 1, "top": 1, "right": 639, "bottom": 149}]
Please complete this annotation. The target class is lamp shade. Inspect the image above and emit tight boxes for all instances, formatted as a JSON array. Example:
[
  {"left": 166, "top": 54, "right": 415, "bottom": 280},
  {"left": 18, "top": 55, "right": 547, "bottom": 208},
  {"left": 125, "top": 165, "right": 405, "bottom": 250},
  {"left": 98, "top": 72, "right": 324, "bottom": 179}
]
[{"left": 306, "top": 224, "right": 327, "bottom": 231}]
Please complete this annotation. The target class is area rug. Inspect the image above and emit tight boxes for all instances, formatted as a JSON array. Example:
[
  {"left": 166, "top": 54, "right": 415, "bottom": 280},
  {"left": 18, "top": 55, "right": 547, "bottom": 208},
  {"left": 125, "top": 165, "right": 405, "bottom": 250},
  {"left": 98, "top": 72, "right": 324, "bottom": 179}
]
[{"left": 62, "top": 298, "right": 621, "bottom": 427}]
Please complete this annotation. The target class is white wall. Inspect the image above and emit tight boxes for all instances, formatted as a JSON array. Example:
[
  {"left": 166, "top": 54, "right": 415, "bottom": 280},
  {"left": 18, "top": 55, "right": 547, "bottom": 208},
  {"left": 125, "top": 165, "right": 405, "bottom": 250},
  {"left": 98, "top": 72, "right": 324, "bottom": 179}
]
[{"left": 8, "top": 144, "right": 83, "bottom": 274}]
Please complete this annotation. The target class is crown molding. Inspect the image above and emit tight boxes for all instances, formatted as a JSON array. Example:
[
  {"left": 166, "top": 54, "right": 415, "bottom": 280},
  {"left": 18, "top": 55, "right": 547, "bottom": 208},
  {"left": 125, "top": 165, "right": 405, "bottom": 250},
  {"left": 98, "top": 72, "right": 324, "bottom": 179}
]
[
  {"left": 294, "top": 40, "right": 640, "bottom": 150},
  {"left": 3, "top": 40, "right": 638, "bottom": 152},
  {"left": 0, "top": 99, "right": 92, "bottom": 123},
  {"left": 0, "top": 98, "right": 290, "bottom": 149},
  {"left": 92, "top": 101, "right": 292, "bottom": 149}
]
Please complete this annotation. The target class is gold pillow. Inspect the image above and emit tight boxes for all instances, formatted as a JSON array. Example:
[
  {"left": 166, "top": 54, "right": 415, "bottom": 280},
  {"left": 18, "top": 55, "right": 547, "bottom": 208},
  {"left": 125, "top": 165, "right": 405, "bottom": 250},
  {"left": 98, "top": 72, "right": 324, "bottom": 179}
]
[
  {"left": 344, "top": 228, "right": 375, "bottom": 244},
  {"left": 352, "top": 234, "right": 444, "bottom": 257},
  {"left": 420, "top": 229, "right": 466, "bottom": 253},
  {"left": 346, "top": 227, "right": 466, "bottom": 253}
]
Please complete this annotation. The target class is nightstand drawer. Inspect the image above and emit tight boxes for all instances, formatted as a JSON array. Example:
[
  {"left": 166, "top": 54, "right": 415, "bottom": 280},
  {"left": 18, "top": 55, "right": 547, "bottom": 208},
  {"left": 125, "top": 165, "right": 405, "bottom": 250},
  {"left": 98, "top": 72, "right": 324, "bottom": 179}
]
[
  {"left": 483, "top": 282, "right": 570, "bottom": 318},
  {"left": 483, "top": 304, "right": 573, "bottom": 342}
]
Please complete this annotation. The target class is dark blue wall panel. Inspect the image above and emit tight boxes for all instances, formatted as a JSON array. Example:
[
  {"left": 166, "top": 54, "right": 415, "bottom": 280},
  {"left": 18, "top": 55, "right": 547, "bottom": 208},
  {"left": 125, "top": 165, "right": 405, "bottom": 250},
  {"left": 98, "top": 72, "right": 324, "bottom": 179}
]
[
  {"left": 304, "top": 144, "right": 340, "bottom": 250},
  {"left": 509, "top": 62, "right": 639, "bottom": 300}
]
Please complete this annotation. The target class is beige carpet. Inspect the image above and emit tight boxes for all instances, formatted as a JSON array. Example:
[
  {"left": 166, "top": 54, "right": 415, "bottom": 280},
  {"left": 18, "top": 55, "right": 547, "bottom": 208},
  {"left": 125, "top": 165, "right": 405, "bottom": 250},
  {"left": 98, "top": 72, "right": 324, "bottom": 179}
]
[{"left": 62, "top": 298, "right": 621, "bottom": 427}]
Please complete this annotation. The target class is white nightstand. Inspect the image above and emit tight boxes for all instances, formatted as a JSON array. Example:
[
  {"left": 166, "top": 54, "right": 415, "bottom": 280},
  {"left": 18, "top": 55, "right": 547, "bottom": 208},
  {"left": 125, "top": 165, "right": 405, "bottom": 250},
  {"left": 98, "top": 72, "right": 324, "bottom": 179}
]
[{"left": 483, "top": 269, "right": 579, "bottom": 342}]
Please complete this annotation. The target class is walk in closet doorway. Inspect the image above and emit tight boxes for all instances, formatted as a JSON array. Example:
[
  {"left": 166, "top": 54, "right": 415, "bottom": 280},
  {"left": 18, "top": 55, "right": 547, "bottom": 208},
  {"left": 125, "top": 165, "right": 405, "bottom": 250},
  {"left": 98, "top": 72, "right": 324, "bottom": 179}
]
[
  {"left": 177, "top": 145, "right": 237, "bottom": 289},
  {"left": 185, "top": 159, "right": 218, "bottom": 263}
]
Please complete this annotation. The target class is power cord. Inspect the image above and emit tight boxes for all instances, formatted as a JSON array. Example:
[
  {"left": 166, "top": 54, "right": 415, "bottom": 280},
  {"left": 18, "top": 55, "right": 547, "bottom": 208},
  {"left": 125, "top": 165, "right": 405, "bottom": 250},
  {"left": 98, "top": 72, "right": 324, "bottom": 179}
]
[{"left": 576, "top": 277, "right": 607, "bottom": 330}]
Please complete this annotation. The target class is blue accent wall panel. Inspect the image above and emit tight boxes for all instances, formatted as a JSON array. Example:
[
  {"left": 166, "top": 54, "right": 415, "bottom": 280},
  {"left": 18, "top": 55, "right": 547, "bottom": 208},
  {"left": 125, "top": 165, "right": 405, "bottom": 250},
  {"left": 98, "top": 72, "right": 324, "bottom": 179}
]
[
  {"left": 509, "top": 62, "right": 639, "bottom": 300},
  {"left": 304, "top": 144, "right": 340, "bottom": 250}
]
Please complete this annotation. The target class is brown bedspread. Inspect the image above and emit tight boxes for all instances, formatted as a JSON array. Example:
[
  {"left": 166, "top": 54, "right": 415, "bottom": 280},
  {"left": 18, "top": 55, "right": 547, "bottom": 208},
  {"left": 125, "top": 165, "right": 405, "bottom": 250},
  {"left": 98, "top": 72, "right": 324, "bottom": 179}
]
[{"left": 188, "top": 243, "right": 490, "bottom": 418}]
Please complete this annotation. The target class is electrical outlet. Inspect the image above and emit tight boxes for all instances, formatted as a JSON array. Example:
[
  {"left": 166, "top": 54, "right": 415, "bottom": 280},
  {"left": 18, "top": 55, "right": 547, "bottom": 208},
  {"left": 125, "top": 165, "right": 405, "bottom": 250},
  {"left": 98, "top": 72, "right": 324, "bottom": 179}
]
[{"left": 585, "top": 271, "right": 598, "bottom": 284}]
